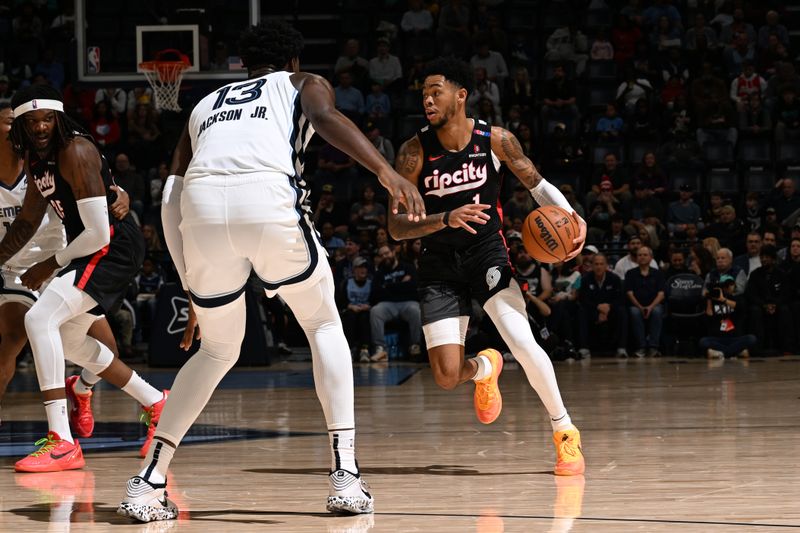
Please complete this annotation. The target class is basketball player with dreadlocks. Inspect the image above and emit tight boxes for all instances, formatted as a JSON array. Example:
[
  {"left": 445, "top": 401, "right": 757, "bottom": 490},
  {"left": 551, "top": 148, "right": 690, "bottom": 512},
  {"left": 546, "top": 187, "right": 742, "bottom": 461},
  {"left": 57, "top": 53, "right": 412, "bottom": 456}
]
[
  {"left": 117, "top": 21, "right": 424, "bottom": 522},
  {"left": 390, "top": 58, "right": 586, "bottom": 476},
  {"left": 0, "top": 102, "right": 133, "bottom": 437},
  {"left": 0, "top": 85, "right": 168, "bottom": 473}
]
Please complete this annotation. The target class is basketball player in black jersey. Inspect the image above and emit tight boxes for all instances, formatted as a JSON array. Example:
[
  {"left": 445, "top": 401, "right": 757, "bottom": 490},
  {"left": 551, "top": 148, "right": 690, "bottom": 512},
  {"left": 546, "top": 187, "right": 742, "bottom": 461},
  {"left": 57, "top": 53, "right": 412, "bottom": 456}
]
[
  {"left": 390, "top": 58, "right": 586, "bottom": 476},
  {"left": 0, "top": 85, "right": 167, "bottom": 472}
]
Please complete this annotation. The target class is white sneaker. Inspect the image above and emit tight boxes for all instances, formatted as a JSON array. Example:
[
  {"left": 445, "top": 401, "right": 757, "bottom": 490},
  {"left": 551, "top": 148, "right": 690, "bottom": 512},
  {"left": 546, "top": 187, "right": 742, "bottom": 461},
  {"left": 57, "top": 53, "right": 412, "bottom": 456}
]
[
  {"left": 578, "top": 348, "right": 591, "bottom": 359},
  {"left": 634, "top": 349, "right": 646, "bottom": 358},
  {"left": 707, "top": 348, "right": 724, "bottom": 359},
  {"left": 369, "top": 347, "right": 388, "bottom": 362},
  {"left": 327, "top": 469, "right": 374, "bottom": 514},
  {"left": 616, "top": 348, "right": 629, "bottom": 358},
  {"left": 409, "top": 344, "right": 421, "bottom": 357},
  {"left": 358, "top": 348, "right": 370, "bottom": 363},
  {"left": 117, "top": 476, "right": 178, "bottom": 522}
]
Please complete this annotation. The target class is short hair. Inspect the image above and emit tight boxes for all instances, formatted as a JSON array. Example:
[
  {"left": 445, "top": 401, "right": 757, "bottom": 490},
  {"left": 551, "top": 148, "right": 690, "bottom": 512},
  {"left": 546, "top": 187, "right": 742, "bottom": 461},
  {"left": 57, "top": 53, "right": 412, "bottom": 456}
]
[
  {"left": 9, "top": 84, "right": 87, "bottom": 155},
  {"left": 238, "top": 20, "right": 304, "bottom": 70},
  {"left": 423, "top": 57, "right": 474, "bottom": 94},
  {"left": 760, "top": 244, "right": 777, "bottom": 258},
  {"left": 0, "top": 102, "right": 11, "bottom": 112},
  {"left": 718, "top": 247, "right": 733, "bottom": 259}
]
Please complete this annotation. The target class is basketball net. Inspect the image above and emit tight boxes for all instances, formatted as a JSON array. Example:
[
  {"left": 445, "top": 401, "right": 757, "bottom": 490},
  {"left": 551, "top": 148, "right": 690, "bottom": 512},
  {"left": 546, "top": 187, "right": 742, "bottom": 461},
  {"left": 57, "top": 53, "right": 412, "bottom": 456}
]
[{"left": 139, "top": 60, "right": 189, "bottom": 112}]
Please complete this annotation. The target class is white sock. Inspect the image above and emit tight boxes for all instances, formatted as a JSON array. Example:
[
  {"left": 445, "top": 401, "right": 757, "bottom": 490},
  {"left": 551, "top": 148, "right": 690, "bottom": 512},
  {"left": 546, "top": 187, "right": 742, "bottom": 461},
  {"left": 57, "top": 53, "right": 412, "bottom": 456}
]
[
  {"left": 550, "top": 412, "right": 573, "bottom": 432},
  {"left": 74, "top": 372, "right": 98, "bottom": 395},
  {"left": 45, "top": 399, "right": 73, "bottom": 443},
  {"left": 122, "top": 371, "right": 163, "bottom": 407},
  {"left": 471, "top": 354, "right": 492, "bottom": 381},
  {"left": 138, "top": 438, "right": 175, "bottom": 485},
  {"left": 330, "top": 429, "right": 358, "bottom": 474}
]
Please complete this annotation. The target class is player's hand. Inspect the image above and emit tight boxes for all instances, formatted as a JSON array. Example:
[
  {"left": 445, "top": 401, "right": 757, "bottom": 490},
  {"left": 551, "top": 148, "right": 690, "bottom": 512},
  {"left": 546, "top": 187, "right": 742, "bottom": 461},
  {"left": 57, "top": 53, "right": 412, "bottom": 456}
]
[
  {"left": 447, "top": 203, "right": 492, "bottom": 234},
  {"left": 564, "top": 211, "right": 587, "bottom": 261},
  {"left": 180, "top": 299, "right": 201, "bottom": 350},
  {"left": 21, "top": 256, "right": 60, "bottom": 291},
  {"left": 109, "top": 185, "right": 130, "bottom": 220},
  {"left": 379, "top": 170, "right": 426, "bottom": 222}
]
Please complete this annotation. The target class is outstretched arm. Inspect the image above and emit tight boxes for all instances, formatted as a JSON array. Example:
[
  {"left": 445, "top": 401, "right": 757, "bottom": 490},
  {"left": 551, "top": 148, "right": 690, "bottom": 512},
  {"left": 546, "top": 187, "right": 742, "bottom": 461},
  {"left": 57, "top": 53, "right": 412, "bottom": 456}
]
[
  {"left": 388, "top": 136, "right": 490, "bottom": 241},
  {"left": 0, "top": 160, "right": 48, "bottom": 265},
  {"left": 293, "top": 73, "right": 425, "bottom": 220},
  {"left": 491, "top": 126, "right": 586, "bottom": 259}
]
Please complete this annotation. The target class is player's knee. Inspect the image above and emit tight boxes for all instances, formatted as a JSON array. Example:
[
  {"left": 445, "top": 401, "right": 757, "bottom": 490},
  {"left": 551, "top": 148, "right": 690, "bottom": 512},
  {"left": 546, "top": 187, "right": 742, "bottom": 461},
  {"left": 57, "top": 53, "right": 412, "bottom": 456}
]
[
  {"left": 430, "top": 359, "right": 461, "bottom": 390},
  {"left": 200, "top": 337, "right": 241, "bottom": 365},
  {"left": 23, "top": 308, "right": 43, "bottom": 337}
]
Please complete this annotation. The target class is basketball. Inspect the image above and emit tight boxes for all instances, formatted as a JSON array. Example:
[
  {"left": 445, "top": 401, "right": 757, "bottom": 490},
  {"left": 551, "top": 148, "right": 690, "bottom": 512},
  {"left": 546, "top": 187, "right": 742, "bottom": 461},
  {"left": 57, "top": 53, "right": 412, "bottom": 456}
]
[{"left": 521, "top": 206, "right": 578, "bottom": 263}]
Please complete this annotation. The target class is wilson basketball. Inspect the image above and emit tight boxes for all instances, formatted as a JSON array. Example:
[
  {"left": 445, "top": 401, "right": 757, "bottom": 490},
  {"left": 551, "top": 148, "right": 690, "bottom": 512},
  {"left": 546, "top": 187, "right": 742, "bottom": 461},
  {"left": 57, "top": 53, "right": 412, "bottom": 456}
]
[{"left": 522, "top": 206, "right": 578, "bottom": 263}]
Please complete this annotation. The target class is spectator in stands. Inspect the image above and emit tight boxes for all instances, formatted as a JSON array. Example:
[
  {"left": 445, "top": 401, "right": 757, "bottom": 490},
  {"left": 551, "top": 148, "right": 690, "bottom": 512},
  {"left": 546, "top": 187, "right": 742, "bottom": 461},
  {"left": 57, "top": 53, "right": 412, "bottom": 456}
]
[
  {"left": 746, "top": 245, "right": 793, "bottom": 354},
  {"left": 587, "top": 181, "right": 621, "bottom": 240},
  {"left": 734, "top": 231, "right": 762, "bottom": 277},
  {"left": 515, "top": 122, "right": 534, "bottom": 158},
  {"left": 577, "top": 253, "right": 628, "bottom": 359},
  {"left": 321, "top": 222, "right": 345, "bottom": 256},
  {"left": 612, "top": 13, "right": 642, "bottom": 67},
  {"left": 642, "top": 0, "right": 682, "bottom": 31},
  {"left": 630, "top": 97, "right": 660, "bottom": 141},
  {"left": 768, "top": 178, "right": 800, "bottom": 225},
  {"left": 701, "top": 205, "right": 747, "bottom": 255},
  {"left": 141, "top": 224, "right": 163, "bottom": 255},
  {"left": 350, "top": 184, "right": 386, "bottom": 235},
  {"left": 632, "top": 152, "right": 667, "bottom": 197},
  {"left": 773, "top": 85, "right": 800, "bottom": 144},
  {"left": 515, "top": 247, "right": 552, "bottom": 326},
  {"left": 720, "top": 8, "right": 756, "bottom": 46},
  {"left": 668, "top": 183, "right": 703, "bottom": 236},
  {"left": 596, "top": 102, "right": 624, "bottom": 141},
  {"left": 369, "top": 37, "right": 403, "bottom": 92},
  {"left": 401, "top": 0, "right": 434, "bottom": 35},
  {"left": 544, "top": 24, "right": 589, "bottom": 76},
  {"left": 33, "top": 48, "right": 64, "bottom": 90},
  {"left": 723, "top": 31, "right": 756, "bottom": 79},
  {"left": 777, "top": 226, "right": 800, "bottom": 261},
  {"left": 114, "top": 153, "right": 145, "bottom": 218},
  {"left": 738, "top": 92, "right": 772, "bottom": 139},
  {"left": 690, "top": 61, "right": 727, "bottom": 118},
  {"left": 335, "top": 236, "right": 368, "bottom": 285},
  {"left": 649, "top": 15, "right": 682, "bottom": 55},
  {"left": 369, "top": 245, "right": 421, "bottom": 362},
  {"left": 625, "top": 246, "right": 666, "bottom": 357},
  {"left": 757, "top": 10, "right": 789, "bottom": 51},
  {"left": 614, "top": 235, "right": 657, "bottom": 279},
  {"left": 470, "top": 37, "right": 509, "bottom": 88},
  {"left": 148, "top": 161, "right": 168, "bottom": 215},
  {"left": 696, "top": 100, "right": 738, "bottom": 147},
  {"left": 128, "top": 102, "right": 161, "bottom": 170},
  {"left": 502, "top": 183, "right": 534, "bottom": 223},
  {"left": 94, "top": 86, "right": 126, "bottom": 117},
  {"left": 334, "top": 38, "right": 369, "bottom": 88},
  {"left": 591, "top": 28, "right": 614, "bottom": 61},
  {"left": 334, "top": 71, "right": 365, "bottom": 123},
  {"left": 505, "top": 66, "right": 535, "bottom": 120},
  {"left": 89, "top": 100, "right": 121, "bottom": 151},
  {"left": 542, "top": 123, "right": 586, "bottom": 174},
  {"left": 134, "top": 256, "right": 164, "bottom": 333},
  {"left": 685, "top": 14, "right": 718, "bottom": 51},
  {"left": 475, "top": 98, "right": 500, "bottom": 126},
  {"left": 765, "top": 63, "right": 800, "bottom": 109},
  {"left": 337, "top": 257, "right": 373, "bottom": 362},
  {"left": 313, "top": 183, "right": 349, "bottom": 235},
  {"left": 541, "top": 63, "right": 579, "bottom": 130},
  {"left": 504, "top": 105, "right": 523, "bottom": 133},
  {"left": 658, "top": 129, "right": 703, "bottom": 171},
  {"left": 436, "top": 0, "right": 471, "bottom": 57},
  {"left": 365, "top": 122, "right": 395, "bottom": 166},
  {"left": 689, "top": 243, "right": 715, "bottom": 278},
  {"left": 700, "top": 274, "right": 756, "bottom": 359},
  {"left": 559, "top": 184, "right": 586, "bottom": 219},
  {"left": 730, "top": 61, "right": 767, "bottom": 112},
  {"left": 602, "top": 213, "right": 628, "bottom": 265},
  {"left": 661, "top": 74, "right": 686, "bottom": 110},
  {"left": 589, "top": 152, "right": 630, "bottom": 206},
  {"left": 661, "top": 48, "right": 690, "bottom": 84},
  {"left": 547, "top": 259, "right": 580, "bottom": 344},
  {"left": 616, "top": 67, "right": 653, "bottom": 115},
  {"left": 620, "top": 0, "right": 644, "bottom": 26},
  {"left": 664, "top": 249, "right": 689, "bottom": 278},
  {"left": 484, "top": 12, "right": 509, "bottom": 58},
  {"left": 467, "top": 67, "right": 501, "bottom": 118},
  {"left": 365, "top": 81, "right": 391, "bottom": 130},
  {"left": 705, "top": 247, "right": 747, "bottom": 297},
  {"left": 208, "top": 42, "right": 231, "bottom": 71},
  {"left": 758, "top": 34, "right": 790, "bottom": 77},
  {"left": 742, "top": 191, "right": 764, "bottom": 232}
]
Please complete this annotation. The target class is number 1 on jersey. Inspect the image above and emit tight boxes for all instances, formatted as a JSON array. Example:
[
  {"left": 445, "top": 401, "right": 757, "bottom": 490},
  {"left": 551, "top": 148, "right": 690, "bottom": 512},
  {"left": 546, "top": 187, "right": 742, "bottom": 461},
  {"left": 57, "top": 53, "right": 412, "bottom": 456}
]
[{"left": 473, "top": 193, "right": 480, "bottom": 204}]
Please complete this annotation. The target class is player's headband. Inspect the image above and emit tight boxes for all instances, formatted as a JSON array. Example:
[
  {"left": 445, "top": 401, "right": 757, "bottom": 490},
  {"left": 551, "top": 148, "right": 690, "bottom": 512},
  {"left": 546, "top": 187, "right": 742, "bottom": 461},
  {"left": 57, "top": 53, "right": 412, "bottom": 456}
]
[{"left": 13, "top": 98, "right": 64, "bottom": 117}]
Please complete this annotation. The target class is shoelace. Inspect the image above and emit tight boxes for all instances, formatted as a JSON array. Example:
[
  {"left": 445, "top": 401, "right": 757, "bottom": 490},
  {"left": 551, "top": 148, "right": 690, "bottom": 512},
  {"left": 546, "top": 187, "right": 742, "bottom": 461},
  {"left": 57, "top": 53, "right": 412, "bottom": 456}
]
[
  {"left": 30, "top": 434, "right": 59, "bottom": 457},
  {"left": 558, "top": 434, "right": 581, "bottom": 459},
  {"left": 476, "top": 380, "right": 498, "bottom": 410},
  {"left": 139, "top": 406, "right": 155, "bottom": 426}
]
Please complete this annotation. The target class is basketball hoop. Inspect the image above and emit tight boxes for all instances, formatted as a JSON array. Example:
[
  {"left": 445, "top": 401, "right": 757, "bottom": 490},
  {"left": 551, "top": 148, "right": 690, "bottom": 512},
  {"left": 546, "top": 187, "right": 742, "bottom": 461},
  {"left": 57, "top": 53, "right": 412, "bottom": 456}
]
[{"left": 139, "top": 49, "right": 191, "bottom": 112}]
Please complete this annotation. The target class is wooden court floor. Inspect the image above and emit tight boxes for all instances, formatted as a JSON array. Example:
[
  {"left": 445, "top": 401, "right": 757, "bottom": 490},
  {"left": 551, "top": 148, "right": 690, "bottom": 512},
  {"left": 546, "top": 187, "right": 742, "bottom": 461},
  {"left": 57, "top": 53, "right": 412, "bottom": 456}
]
[{"left": 0, "top": 356, "right": 798, "bottom": 532}]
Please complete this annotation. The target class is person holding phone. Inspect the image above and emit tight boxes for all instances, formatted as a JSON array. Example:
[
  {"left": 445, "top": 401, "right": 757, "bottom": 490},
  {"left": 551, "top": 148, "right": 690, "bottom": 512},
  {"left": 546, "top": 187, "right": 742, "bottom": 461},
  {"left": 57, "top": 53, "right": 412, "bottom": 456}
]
[{"left": 699, "top": 274, "right": 755, "bottom": 359}]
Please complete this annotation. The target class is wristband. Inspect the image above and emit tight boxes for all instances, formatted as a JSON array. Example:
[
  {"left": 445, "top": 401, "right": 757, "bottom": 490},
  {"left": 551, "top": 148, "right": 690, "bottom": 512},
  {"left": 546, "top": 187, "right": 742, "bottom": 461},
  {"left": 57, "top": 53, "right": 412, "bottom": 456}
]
[{"left": 442, "top": 211, "right": 451, "bottom": 227}]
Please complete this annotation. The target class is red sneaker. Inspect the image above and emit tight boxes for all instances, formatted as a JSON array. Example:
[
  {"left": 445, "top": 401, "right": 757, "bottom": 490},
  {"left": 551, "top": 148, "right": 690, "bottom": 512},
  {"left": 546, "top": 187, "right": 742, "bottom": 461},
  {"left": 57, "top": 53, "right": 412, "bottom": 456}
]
[
  {"left": 65, "top": 375, "right": 94, "bottom": 438},
  {"left": 15, "top": 432, "right": 85, "bottom": 473},
  {"left": 140, "top": 390, "right": 170, "bottom": 458}
]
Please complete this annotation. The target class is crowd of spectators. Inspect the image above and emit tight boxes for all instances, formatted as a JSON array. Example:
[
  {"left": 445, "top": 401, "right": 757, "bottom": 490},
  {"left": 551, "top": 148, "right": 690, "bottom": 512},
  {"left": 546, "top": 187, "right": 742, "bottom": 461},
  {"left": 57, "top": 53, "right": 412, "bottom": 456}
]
[{"left": 4, "top": 0, "right": 799, "bottom": 361}]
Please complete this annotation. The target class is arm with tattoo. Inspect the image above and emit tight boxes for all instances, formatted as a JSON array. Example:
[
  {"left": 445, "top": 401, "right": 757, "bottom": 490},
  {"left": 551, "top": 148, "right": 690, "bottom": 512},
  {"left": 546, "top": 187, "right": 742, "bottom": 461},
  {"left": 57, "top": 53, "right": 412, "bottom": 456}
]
[{"left": 0, "top": 160, "right": 48, "bottom": 265}]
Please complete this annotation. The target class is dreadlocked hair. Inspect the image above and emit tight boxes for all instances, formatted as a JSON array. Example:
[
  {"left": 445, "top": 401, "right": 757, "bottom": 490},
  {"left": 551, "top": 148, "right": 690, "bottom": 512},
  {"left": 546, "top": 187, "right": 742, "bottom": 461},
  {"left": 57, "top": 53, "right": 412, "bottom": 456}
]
[
  {"left": 9, "top": 85, "right": 87, "bottom": 156},
  {"left": 422, "top": 57, "right": 475, "bottom": 95},
  {"left": 238, "top": 20, "right": 304, "bottom": 71}
]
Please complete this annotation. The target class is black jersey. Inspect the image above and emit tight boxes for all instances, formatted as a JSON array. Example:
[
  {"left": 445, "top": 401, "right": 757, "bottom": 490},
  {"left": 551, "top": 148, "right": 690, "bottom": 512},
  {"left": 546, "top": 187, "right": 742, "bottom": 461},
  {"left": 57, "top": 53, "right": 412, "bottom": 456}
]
[
  {"left": 27, "top": 136, "right": 120, "bottom": 242},
  {"left": 416, "top": 119, "right": 502, "bottom": 250}
]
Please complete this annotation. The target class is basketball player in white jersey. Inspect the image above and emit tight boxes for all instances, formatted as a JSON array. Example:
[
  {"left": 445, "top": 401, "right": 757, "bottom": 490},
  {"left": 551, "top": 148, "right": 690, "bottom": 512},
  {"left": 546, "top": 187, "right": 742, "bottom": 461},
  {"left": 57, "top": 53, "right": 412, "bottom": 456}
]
[
  {"left": 0, "top": 102, "right": 129, "bottom": 435},
  {"left": 117, "top": 21, "right": 425, "bottom": 522}
]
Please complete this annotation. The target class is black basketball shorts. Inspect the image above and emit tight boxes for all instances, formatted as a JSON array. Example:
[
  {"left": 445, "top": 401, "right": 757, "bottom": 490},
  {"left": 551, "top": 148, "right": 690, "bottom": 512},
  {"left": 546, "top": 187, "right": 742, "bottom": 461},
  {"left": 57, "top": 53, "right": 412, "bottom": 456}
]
[{"left": 417, "top": 231, "right": 513, "bottom": 326}]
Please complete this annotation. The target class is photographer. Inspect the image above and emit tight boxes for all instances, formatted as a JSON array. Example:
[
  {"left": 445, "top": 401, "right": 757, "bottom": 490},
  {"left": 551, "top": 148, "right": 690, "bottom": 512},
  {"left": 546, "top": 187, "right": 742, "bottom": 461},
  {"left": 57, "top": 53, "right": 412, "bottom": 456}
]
[{"left": 699, "top": 275, "right": 756, "bottom": 359}]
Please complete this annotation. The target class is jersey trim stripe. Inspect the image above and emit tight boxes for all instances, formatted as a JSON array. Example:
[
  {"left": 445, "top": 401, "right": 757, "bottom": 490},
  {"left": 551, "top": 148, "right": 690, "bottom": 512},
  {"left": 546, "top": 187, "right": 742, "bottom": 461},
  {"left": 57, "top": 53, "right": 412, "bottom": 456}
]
[
  {"left": 0, "top": 286, "right": 37, "bottom": 303},
  {"left": 76, "top": 225, "right": 113, "bottom": 290},
  {"left": 190, "top": 284, "right": 246, "bottom": 309},
  {"left": 0, "top": 170, "right": 25, "bottom": 191}
]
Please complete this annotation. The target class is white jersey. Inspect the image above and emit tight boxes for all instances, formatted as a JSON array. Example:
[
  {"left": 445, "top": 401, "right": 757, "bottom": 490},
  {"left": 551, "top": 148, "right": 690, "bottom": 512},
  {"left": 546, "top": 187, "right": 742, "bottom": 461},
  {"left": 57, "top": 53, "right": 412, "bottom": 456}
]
[
  {"left": 186, "top": 71, "right": 315, "bottom": 182},
  {"left": 0, "top": 173, "right": 66, "bottom": 271}
]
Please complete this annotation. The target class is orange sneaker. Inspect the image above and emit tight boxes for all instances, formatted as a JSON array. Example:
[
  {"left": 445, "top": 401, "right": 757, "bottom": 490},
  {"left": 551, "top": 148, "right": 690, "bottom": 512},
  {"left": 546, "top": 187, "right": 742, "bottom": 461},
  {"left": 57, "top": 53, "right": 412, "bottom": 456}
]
[
  {"left": 474, "top": 348, "right": 503, "bottom": 424},
  {"left": 65, "top": 375, "right": 94, "bottom": 438},
  {"left": 140, "top": 390, "right": 169, "bottom": 458},
  {"left": 553, "top": 425, "right": 585, "bottom": 476},
  {"left": 15, "top": 432, "right": 85, "bottom": 473}
]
